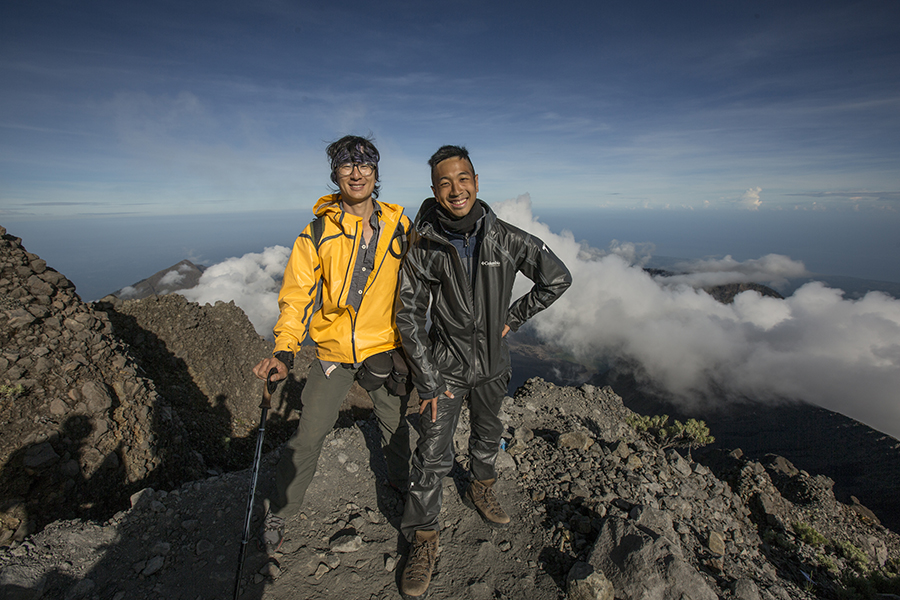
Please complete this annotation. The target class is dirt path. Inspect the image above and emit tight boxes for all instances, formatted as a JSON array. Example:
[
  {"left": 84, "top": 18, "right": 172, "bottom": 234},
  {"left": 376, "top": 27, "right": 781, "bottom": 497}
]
[
  {"left": 2, "top": 413, "right": 561, "bottom": 600},
  {"left": 238, "top": 417, "right": 560, "bottom": 600}
]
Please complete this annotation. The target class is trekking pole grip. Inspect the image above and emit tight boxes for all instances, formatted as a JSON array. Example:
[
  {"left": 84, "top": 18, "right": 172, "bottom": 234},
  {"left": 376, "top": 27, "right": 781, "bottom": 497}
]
[{"left": 262, "top": 367, "right": 279, "bottom": 409}]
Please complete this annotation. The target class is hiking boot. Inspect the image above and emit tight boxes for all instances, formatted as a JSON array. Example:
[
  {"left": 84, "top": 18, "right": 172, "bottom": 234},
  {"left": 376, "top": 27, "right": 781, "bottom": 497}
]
[
  {"left": 258, "top": 510, "right": 285, "bottom": 553},
  {"left": 400, "top": 529, "right": 438, "bottom": 599},
  {"left": 465, "top": 478, "right": 510, "bottom": 526}
]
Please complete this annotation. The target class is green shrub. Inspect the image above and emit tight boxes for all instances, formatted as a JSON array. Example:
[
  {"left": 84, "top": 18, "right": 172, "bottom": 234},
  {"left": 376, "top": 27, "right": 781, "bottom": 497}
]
[
  {"left": 763, "top": 528, "right": 796, "bottom": 551},
  {"left": 837, "top": 569, "right": 900, "bottom": 600},
  {"left": 627, "top": 414, "right": 714, "bottom": 453},
  {"left": 886, "top": 557, "right": 900, "bottom": 576},
  {"left": 868, "top": 571, "right": 900, "bottom": 595},
  {"left": 834, "top": 540, "right": 870, "bottom": 573},
  {"left": 793, "top": 521, "right": 827, "bottom": 547},
  {"left": 0, "top": 383, "right": 25, "bottom": 402},
  {"left": 817, "top": 553, "right": 839, "bottom": 575},
  {"left": 838, "top": 574, "right": 873, "bottom": 599}
]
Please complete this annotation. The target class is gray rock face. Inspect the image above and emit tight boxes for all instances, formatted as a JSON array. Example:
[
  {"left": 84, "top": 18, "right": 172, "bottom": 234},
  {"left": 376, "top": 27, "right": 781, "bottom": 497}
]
[
  {"left": 4, "top": 374, "right": 895, "bottom": 600},
  {"left": 22, "top": 443, "right": 59, "bottom": 469},
  {"left": 588, "top": 515, "right": 717, "bottom": 600},
  {"left": 502, "top": 378, "right": 900, "bottom": 600},
  {"left": 80, "top": 381, "right": 112, "bottom": 414},
  {"left": 0, "top": 226, "right": 203, "bottom": 542},
  {"left": 93, "top": 293, "right": 277, "bottom": 452},
  {"left": 567, "top": 560, "right": 614, "bottom": 600},
  {"left": 0, "top": 225, "right": 322, "bottom": 548}
]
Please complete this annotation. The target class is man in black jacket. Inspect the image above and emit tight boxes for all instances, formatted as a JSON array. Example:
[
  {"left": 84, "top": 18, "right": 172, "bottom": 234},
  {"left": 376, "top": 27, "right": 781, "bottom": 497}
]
[{"left": 396, "top": 145, "right": 572, "bottom": 599}]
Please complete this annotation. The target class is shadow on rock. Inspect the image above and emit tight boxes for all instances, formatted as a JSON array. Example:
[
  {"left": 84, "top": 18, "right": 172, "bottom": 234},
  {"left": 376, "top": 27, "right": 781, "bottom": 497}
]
[{"left": 0, "top": 415, "right": 125, "bottom": 545}]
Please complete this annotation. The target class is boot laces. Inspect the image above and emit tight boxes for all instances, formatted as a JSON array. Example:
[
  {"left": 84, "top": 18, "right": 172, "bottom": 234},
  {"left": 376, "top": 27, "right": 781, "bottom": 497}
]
[
  {"left": 480, "top": 485, "right": 503, "bottom": 515},
  {"left": 405, "top": 537, "right": 436, "bottom": 582},
  {"left": 264, "top": 511, "right": 284, "bottom": 532}
]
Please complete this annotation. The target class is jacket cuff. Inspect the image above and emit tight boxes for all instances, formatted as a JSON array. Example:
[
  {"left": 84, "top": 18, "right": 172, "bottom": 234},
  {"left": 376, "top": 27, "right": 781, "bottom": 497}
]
[
  {"left": 506, "top": 317, "right": 523, "bottom": 332},
  {"left": 274, "top": 351, "right": 294, "bottom": 370},
  {"left": 416, "top": 384, "right": 446, "bottom": 400}
]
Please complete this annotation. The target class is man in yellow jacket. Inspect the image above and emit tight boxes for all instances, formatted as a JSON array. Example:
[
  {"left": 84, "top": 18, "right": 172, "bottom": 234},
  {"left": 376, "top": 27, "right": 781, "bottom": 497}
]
[{"left": 252, "top": 135, "right": 412, "bottom": 552}]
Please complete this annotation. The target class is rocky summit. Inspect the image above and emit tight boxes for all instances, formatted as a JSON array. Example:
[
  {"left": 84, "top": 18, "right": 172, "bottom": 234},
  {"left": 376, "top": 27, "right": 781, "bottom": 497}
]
[
  {"left": 0, "top": 226, "right": 206, "bottom": 543},
  {"left": 1, "top": 224, "right": 899, "bottom": 600}
]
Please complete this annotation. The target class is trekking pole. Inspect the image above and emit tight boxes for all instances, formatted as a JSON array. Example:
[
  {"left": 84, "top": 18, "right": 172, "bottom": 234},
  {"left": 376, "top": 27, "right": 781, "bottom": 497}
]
[{"left": 233, "top": 367, "right": 279, "bottom": 600}]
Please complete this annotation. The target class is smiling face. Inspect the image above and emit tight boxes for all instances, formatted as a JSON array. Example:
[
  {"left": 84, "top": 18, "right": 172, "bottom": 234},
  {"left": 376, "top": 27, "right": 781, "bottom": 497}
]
[
  {"left": 337, "top": 163, "right": 377, "bottom": 206},
  {"left": 431, "top": 156, "right": 479, "bottom": 218}
]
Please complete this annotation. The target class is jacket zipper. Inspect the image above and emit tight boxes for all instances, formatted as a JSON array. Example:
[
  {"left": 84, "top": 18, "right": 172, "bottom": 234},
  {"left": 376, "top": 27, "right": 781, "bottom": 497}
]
[
  {"left": 349, "top": 220, "right": 359, "bottom": 363},
  {"left": 464, "top": 233, "right": 481, "bottom": 383},
  {"left": 450, "top": 230, "right": 479, "bottom": 386}
]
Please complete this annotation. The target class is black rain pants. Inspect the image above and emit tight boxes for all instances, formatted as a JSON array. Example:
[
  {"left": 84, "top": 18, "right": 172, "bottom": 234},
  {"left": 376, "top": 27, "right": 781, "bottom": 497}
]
[{"left": 400, "top": 375, "right": 508, "bottom": 541}]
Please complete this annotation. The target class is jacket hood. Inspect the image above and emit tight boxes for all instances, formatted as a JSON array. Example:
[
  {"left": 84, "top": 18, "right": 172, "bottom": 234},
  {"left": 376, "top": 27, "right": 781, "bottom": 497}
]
[
  {"left": 313, "top": 194, "right": 343, "bottom": 219},
  {"left": 314, "top": 194, "right": 404, "bottom": 234}
]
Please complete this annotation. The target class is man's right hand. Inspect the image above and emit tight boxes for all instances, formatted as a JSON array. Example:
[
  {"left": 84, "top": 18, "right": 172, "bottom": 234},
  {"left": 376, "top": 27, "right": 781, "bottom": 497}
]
[
  {"left": 253, "top": 357, "right": 288, "bottom": 382},
  {"left": 420, "top": 389, "right": 455, "bottom": 423}
]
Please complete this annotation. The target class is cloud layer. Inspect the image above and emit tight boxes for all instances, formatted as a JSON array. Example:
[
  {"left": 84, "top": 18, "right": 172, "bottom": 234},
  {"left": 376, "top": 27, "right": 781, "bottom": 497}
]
[{"left": 496, "top": 195, "right": 900, "bottom": 440}]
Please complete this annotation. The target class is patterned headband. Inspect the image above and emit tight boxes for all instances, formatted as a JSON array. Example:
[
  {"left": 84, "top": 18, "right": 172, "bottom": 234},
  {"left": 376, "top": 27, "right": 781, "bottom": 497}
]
[{"left": 330, "top": 145, "right": 379, "bottom": 172}]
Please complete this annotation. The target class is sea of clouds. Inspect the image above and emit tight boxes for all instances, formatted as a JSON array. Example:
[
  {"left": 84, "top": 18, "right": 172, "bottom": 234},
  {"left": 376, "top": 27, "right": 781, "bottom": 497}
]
[{"left": 177, "top": 195, "right": 900, "bottom": 440}]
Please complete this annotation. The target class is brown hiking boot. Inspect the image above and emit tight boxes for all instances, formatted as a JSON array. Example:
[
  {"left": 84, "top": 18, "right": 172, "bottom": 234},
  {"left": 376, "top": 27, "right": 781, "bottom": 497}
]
[
  {"left": 401, "top": 529, "right": 438, "bottom": 598},
  {"left": 465, "top": 478, "right": 510, "bottom": 526}
]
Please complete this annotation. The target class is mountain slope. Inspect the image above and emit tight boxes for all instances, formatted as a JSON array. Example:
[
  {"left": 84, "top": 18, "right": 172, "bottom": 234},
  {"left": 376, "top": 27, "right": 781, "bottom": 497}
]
[
  {"left": 2, "top": 378, "right": 898, "bottom": 600},
  {"left": 3, "top": 226, "right": 900, "bottom": 600},
  {"left": 0, "top": 226, "right": 205, "bottom": 544}
]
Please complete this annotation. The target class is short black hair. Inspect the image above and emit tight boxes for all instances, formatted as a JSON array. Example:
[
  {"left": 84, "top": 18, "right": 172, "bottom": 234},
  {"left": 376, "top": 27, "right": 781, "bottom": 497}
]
[
  {"left": 326, "top": 135, "right": 381, "bottom": 199},
  {"left": 428, "top": 145, "right": 475, "bottom": 175}
]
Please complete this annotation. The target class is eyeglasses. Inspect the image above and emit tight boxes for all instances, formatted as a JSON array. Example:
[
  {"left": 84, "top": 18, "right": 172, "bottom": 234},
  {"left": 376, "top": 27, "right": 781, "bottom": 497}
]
[{"left": 336, "top": 162, "right": 375, "bottom": 177}]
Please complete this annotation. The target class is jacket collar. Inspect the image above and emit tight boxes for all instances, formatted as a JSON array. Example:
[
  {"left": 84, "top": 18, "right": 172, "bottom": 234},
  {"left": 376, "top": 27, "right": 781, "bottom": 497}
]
[
  {"left": 314, "top": 194, "right": 398, "bottom": 234},
  {"left": 415, "top": 197, "right": 495, "bottom": 241}
]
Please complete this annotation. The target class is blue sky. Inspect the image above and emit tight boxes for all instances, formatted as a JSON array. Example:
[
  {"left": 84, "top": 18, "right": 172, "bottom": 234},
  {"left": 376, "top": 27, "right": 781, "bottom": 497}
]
[{"left": 2, "top": 0, "right": 899, "bottom": 222}]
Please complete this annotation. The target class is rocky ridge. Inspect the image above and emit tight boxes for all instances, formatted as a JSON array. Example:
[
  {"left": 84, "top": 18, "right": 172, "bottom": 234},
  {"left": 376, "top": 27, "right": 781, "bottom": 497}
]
[
  {"left": 92, "top": 293, "right": 281, "bottom": 473},
  {"left": 2, "top": 224, "right": 900, "bottom": 599},
  {"left": 0, "top": 226, "right": 339, "bottom": 546},
  {"left": 0, "top": 226, "right": 206, "bottom": 544}
]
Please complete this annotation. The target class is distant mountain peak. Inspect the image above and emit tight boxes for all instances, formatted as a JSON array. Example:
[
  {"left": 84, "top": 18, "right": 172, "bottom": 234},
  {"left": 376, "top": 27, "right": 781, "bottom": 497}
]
[{"left": 109, "top": 259, "right": 204, "bottom": 300}]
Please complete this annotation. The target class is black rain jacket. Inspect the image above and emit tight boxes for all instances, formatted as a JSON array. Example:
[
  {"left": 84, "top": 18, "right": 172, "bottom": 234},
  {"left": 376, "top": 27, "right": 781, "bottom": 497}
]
[{"left": 396, "top": 198, "right": 572, "bottom": 399}]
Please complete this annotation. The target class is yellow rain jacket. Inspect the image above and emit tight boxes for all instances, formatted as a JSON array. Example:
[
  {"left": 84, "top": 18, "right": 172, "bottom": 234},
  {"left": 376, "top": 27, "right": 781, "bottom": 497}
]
[{"left": 273, "top": 195, "right": 411, "bottom": 364}]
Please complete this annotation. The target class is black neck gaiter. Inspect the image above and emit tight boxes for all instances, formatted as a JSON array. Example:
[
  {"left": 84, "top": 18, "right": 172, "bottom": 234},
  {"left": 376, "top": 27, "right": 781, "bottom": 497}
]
[{"left": 436, "top": 200, "right": 484, "bottom": 235}]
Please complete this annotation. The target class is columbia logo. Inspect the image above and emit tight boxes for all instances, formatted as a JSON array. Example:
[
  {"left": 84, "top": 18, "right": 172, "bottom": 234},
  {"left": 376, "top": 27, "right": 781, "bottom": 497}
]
[{"left": 481, "top": 260, "right": 501, "bottom": 267}]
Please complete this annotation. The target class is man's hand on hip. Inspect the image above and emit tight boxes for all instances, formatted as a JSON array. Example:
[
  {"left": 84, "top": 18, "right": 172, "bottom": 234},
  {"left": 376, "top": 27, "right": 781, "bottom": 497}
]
[{"left": 420, "top": 389, "right": 455, "bottom": 423}]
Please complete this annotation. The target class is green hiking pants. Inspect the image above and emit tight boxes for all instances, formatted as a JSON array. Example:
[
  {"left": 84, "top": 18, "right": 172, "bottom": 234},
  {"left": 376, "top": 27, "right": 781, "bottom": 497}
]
[{"left": 269, "top": 360, "right": 410, "bottom": 518}]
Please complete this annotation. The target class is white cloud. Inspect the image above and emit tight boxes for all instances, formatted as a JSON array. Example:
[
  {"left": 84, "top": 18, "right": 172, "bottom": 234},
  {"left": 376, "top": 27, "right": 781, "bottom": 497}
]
[
  {"left": 118, "top": 285, "right": 138, "bottom": 299},
  {"left": 494, "top": 194, "right": 900, "bottom": 440},
  {"left": 739, "top": 186, "right": 762, "bottom": 210},
  {"left": 664, "top": 254, "right": 808, "bottom": 288},
  {"left": 179, "top": 195, "right": 900, "bottom": 441},
  {"left": 179, "top": 246, "right": 290, "bottom": 336},
  {"left": 158, "top": 269, "right": 186, "bottom": 287}
]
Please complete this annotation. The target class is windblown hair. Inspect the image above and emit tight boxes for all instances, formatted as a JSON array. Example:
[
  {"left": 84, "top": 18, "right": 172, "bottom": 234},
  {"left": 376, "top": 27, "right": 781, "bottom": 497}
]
[
  {"left": 326, "top": 135, "right": 381, "bottom": 199},
  {"left": 427, "top": 145, "right": 475, "bottom": 175}
]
